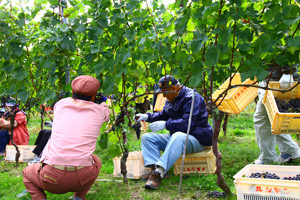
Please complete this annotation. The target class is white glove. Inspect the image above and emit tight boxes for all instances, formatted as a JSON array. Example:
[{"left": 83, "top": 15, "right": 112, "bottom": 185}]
[
  {"left": 279, "top": 74, "right": 294, "bottom": 89},
  {"left": 134, "top": 113, "right": 148, "bottom": 122},
  {"left": 149, "top": 121, "right": 166, "bottom": 132}
]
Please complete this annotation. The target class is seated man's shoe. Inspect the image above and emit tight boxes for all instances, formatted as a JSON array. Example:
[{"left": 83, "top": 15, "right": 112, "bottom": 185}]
[
  {"left": 141, "top": 165, "right": 155, "bottom": 181},
  {"left": 141, "top": 170, "right": 169, "bottom": 181},
  {"left": 141, "top": 170, "right": 155, "bottom": 181},
  {"left": 144, "top": 171, "right": 162, "bottom": 190},
  {"left": 279, "top": 150, "right": 300, "bottom": 164}
]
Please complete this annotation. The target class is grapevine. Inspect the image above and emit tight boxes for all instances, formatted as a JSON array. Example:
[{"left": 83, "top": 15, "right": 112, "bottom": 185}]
[{"left": 0, "top": 0, "right": 299, "bottom": 195}]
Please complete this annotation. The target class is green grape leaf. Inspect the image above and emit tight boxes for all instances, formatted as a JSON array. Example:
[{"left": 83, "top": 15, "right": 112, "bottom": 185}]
[
  {"left": 69, "top": 0, "right": 79, "bottom": 7},
  {"left": 101, "top": 0, "right": 112, "bottom": 9},
  {"left": 160, "top": 45, "right": 172, "bottom": 60},
  {"left": 76, "top": 24, "right": 86, "bottom": 33},
  {"left": 61, "top": 36, "right": 70, "bottom": 50},
  {"left": 91, "top": 45, "right": 100, "bottom": 54},
  {"left": 203, "top": 0, "right": 212, "bottom": 6},
  {"left": 205, "top": 46, "right": 218, "bottom": 67},
  {"left": 283, "top": 16, "right": 300, "bottom": 26},
  {"left": 42, "top": 45, "right": 55, "bottom": 56},
  {"left": 98, "top": 132, "right": 108, "bottom": 149},
  {"left": 18, "top": 89, "right": 30, "bottom": 103},
  {"left": 286, "top": 36, "right": 300, "bottom": 47},
  {"left": 190, "top": 39, "right": 203, "bottom": 54},
  {"left": 189, "top": 61, "right": 204, "bottom": 87},
  {"left": 12, "top": 68, "right": 28, "bottom": 81},
  {"left": 64, "top": 7, "right": 75, "bottom": 18},
  {"left": 0, "top": 11, "right": 9, "bottom": 19},
  {"left": 16, "top": 19, "right": 25, "bottom": 29},
  {"left": 43, "top": 60, "right": 52, "bottom": 69}
]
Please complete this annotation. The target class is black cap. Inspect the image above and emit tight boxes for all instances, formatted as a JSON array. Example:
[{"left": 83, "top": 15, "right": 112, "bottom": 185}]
[{"left": 158, "top": 75, "right": 179, "bottom": 90}]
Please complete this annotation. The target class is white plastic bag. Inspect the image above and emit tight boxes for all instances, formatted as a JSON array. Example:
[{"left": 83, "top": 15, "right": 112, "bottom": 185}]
[{"left": 279, "top": 74, "right": 294, "bottom": 88}]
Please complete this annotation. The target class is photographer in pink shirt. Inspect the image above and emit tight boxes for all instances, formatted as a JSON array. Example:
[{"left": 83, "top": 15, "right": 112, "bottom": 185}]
[{"left": 23, "top": 75, "right": 110, "bottom": 200}]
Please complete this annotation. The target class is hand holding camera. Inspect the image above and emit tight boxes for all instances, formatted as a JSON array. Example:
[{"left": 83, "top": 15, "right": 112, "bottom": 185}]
[{"left": 94, "top": 93, "right": 107, "bottom": 104}]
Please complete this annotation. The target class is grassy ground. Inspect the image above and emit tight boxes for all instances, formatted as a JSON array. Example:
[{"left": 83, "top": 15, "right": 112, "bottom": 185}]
[{"left": 1, "top": 103, "right": 300, "bottom": 200}]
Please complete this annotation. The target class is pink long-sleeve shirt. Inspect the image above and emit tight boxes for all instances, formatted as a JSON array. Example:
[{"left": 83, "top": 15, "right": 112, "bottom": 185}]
[{"left": 41, "top": 97, "right": 110, "bottom": 166}]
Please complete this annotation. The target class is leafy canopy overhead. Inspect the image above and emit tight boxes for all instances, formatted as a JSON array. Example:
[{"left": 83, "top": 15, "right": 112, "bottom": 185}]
[{"left": 0, "top": 0, "right": 299, "bottom": 108}]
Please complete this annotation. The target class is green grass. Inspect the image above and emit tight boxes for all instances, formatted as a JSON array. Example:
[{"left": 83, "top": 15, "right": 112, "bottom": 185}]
[{"left": 1, "top": 103, "right": 300, "bottom": 200}]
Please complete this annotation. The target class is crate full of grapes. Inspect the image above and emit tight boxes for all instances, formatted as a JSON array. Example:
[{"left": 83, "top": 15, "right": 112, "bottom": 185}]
[
  {"left": 234, "top": 164, "right": 300, "bottom": 200},
  {"left": 263, "top": 82, "right": 300, "bottom": 135}
]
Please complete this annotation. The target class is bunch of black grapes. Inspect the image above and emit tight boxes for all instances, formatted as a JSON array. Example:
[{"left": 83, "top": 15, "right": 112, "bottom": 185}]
[
  {"left": 207, "top": 191, "right": 226, "bottom": 198},
  {"left": 283, "top": 174, "right": 300, "bottom": 181},
  {"left": 132, "top": 122, "right": 141, "bottom": 139},
  {"left": 249, "top": 172, "right": 300, "bottom": 181},
  {"left": 207, "top": 191, "right": 235, "bottom": 198},
  {"left": 275, "top": 98, "right": 300, "bottom": 113},
  {"left": 249, "top": 171, "right": 280, "bottom": 179}
]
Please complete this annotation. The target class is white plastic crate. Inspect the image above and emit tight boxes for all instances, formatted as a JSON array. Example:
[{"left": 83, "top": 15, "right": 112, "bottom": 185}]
[
  {"left": 234, "top": 164, "right": 300, "bottom": 200},
  {"left": 5, "top": 145, "right": 36, "bottom": 163},
  {"left": 113, "top": 151, "right": 151, "bottom": 179}
]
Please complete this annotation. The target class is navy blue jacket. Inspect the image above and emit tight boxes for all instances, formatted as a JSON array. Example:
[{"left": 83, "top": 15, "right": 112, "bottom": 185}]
[{"left": 146, "top": 86, "right": 213, "bottom": 146}]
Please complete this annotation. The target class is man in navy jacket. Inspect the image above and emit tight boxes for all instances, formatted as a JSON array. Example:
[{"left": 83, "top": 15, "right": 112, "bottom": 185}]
[{"left": 135, "top": 75, "right": 213, "bottom": 189}]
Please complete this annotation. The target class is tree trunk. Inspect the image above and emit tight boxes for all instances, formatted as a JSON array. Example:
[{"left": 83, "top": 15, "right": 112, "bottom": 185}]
[
  {"left": 222, "top": 113, "right": 229, "bottom": 136},
  {"left": 212, "top": 110, "right": 232, "bottom": 196},
  {"left": 120, "top": 148, "right": 129, "bottom": 184},
  {"left": 9, "top": 112, "right": 20, "bottom": 167},
  {"left": 40, "top": 105, "right": 45, "bottom": 130}
]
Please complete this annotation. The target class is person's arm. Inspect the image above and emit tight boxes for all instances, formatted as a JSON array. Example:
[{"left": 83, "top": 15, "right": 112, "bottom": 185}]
[
  {"left": 146, "top": 106, "right": 169, "bottom": 123},
  {"left": 0, "top": 118, "right": 17, "bottom": 129},
  {"left": 165, "top": 94, "right": 206, "bottom": 133},
  {"left": 100, "top": 102, "right": 111, "bottom": 122}
]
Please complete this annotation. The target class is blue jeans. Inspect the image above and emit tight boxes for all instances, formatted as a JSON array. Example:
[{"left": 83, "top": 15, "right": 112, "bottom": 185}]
[
  {"left": 0, "top": 130, "right": 9, "bottom": 153},
  {"left": 141, "top": 131, "right": 204, "bottom": 174}
]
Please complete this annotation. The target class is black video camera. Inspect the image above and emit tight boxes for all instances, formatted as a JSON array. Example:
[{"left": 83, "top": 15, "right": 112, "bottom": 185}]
[{"left": 94, "top": 93, "right": 107, "bottom": 104}]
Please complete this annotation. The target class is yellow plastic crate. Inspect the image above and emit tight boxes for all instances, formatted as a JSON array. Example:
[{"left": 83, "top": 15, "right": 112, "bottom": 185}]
[
  {"left": 212, "top": 73, "right": 258, "bottom": 114},
  {"left": 234, "top": 164, "right": 300, "bottom": 200},
  {"left": 5, "top": 145, "right": 36, "bottom": 163},
  {"left": 267, "top": 82, "right": 300, "bottom": 99},
  {"left": 174, "top": 147, "right": 216, "bottom": 175},
  {"left": 153, "top": 93, "right": 167, "bottom": 112},
  {"left": 113, "top": 151, "right": 151, "bottom": 179},
  {"left": 263, "top": 82, "right": 300, "bottom": 134},
  {"left": 140, "top": 121, "right": 148, "bottom": 133}
]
